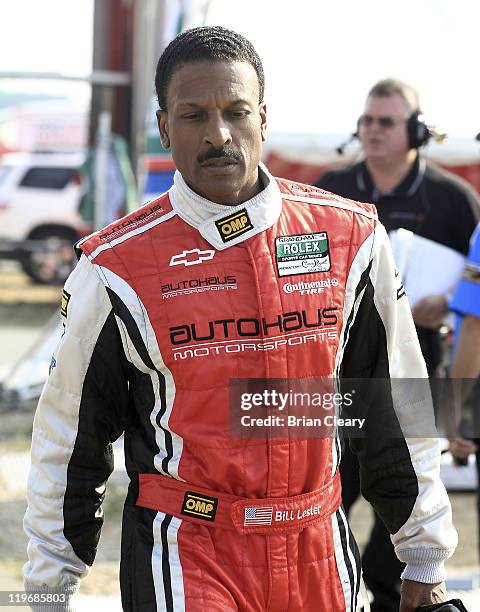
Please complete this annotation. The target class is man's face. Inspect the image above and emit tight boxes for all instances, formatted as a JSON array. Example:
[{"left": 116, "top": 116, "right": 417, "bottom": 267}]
[
  {"left": 157, "top": 60, "right": 267, "bottom": 205},
  {"left": 358, "top": 94, "right": 411, "bottom": 163}
]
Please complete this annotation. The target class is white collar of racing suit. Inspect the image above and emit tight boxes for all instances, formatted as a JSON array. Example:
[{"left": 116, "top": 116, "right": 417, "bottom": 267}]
[{"left": 168, "top": 162, "right": 283, "bottom": 250}]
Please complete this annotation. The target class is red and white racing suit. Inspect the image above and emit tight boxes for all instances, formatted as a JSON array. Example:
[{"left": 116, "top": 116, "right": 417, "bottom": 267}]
[{"left": 24, "top": 165, "right": 457, "bottom": 611}]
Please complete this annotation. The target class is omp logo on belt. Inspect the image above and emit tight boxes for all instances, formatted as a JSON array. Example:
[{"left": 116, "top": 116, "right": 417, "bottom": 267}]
[
  {"left": 60, "top": 290, "right": 71, "bottom": 317},
  {"left": 181, "top": 491, "right": 218, "bottom": 522},
  {"left": 215, "top": 208, "right": 253, "bottom": 243}
]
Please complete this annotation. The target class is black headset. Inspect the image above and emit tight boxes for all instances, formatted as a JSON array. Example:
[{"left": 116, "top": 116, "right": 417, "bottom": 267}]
[
  {"left": 356, "top": 111, "right": 431, "bottom": 149},
  {"left": 405, "top": 112, "right": 431, "bottom": 149},
  {"left": 337, "top": 111, "right": 431, "bottom": 155}
]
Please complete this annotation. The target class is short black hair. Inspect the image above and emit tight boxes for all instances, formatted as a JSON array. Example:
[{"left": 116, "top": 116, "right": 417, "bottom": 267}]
[{"left": 155, "top": 26, "right": 265, "bottom": 111}]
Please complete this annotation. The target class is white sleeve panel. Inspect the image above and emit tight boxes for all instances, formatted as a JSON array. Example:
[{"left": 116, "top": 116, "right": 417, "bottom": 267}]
[
  {"left": 370, "top": 223, "right": 457, "bottom": 583},
  {"left": 23, "top": 255, "right": 113, "bottom": 589}
]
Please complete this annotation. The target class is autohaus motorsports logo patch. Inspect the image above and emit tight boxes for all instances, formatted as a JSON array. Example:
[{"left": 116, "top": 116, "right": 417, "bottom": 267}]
[{"left": 276, "top": 233, "right": 330, "bottom": 277}]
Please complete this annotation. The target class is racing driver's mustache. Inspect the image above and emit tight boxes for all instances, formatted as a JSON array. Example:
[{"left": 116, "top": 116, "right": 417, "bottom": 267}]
[{"left": 197, "top": 145, "right": 242, "bottom": 165}]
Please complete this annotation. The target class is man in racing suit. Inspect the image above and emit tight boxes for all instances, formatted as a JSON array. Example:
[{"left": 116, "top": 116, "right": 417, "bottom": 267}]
[{"left": 23, "top": 27, "right": 456, "bottom": 612}]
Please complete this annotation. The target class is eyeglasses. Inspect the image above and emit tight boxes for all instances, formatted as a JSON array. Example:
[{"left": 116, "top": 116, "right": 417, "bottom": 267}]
[{"left": 358, "top": 114, "right": 407, "bottom": 129}]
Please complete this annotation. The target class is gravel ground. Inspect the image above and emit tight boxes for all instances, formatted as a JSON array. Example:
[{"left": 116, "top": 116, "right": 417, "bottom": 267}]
[{"left": 0, "top": 483, "right": 125, "bottom": 597}]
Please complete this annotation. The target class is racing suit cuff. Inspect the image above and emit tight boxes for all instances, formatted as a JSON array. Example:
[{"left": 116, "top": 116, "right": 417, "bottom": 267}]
[
  {"left": 399, "top": 547, "right": 449, "bottom": 583},
  {"left": 24, "top": 580, "right": 79, "bottom": 612}
]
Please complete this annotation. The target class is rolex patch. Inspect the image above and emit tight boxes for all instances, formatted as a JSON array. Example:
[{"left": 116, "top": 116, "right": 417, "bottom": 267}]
[
  {"left": 215, "top": 209, "right": 253, "bottom": 243},
  {"left": 275, "top": 233, "right": 331, "bottom": 277}
]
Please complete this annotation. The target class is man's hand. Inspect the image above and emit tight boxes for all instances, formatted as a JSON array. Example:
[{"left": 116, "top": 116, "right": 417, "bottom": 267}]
[
  {"left": 411, "top": 295, "right": 448, "bottom": 329},
  {"left": 449, "top": 436, "right": 477, "bottom": 466},
  {"left": 400, "top": 579, "right": 447, "bottom": 611}
]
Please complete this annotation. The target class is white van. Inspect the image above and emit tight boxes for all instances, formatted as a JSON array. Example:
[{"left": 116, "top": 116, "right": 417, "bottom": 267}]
[{"left": 0, "top": 151, "right": 90, "bottom": 283}]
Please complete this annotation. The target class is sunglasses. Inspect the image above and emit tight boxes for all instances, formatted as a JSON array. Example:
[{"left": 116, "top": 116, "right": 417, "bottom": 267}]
[{"left": 358, "top": 114, "right": 407, "bottom": 129}]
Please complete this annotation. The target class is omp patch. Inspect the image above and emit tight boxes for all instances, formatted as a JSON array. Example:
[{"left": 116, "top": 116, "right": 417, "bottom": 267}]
[
  {"left": 215, "top": 208, "right": 253, "bottom": 243},
  {"left": 276, "top": 233, "right": 330, "bottom": 277},
  {"left": 181, "top": 491, "right": 218, "bottom": 522},
  {"left": 461, "top": 263, "right": 480, "bottom": 284},
  {"left": 60, "top": 289, "right": 71, "bottom": 317}
]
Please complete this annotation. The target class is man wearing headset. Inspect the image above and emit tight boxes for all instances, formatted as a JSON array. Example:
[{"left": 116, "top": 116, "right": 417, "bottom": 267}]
[{"left": 316, "top": 79, "right": 479, "bottom": 611}]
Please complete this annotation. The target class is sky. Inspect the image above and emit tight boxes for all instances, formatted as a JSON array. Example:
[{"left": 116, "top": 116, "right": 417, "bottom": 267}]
[
  {"left": 0, "top": 0, "right": 94, "bottom": 104},
  {"left": 205, "top": 0, "right": 480, "bottom": 140},
  {"left": 0, "top": 0, "right": 479, "bottom": 144}
]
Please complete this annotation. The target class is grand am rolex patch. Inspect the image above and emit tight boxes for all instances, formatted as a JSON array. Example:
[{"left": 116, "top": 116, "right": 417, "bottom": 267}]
[
  {"left": 215, "top": 208, "right": 253, "bottom": 243},
  {"left": 181, "top": 491, "right": 218, "bottom": 522},
  {"left": 275, "top": 233, "right": 331, "bottom": 277},
  {"left": 60, "top": 289, "right": 71, "bottom": 318}
]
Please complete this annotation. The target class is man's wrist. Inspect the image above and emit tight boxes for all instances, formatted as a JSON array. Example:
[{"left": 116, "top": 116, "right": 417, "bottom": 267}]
[{"left": 399, "top": 579, "right": 448, "bottom": 611}]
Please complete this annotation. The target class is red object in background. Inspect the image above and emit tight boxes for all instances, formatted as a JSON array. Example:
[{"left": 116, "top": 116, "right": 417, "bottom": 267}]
[
  {"left": 265, "top": 152, "right": 330, "bottom": 186},
  {"left": 445, "top": 163, "right": 480, "bottom": 193},
  {"left": 0, "top": 143, "right": 17, "bottom": 155},
  {"left": 265, "top": 151, "right": 480, "bottom": 195},
  {"left": 89, "top": 0, "right": 133, "bottom": 145},
  {"left": 147, "top": 157, "right": 176, "bottom": 172}
]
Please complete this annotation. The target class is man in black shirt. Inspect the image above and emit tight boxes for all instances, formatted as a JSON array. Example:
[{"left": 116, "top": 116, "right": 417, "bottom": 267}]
[{"left": 316, "top": 78, "right": 480, "bottom": 612}]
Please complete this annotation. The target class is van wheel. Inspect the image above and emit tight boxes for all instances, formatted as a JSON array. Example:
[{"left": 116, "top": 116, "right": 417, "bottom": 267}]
[{"left": 21, "top": 227, "right": 78, "bottom": 285}]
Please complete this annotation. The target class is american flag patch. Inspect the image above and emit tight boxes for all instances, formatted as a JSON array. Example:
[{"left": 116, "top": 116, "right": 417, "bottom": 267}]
[{"left": 244, "top": 506, "right": 273, "bottom": 526}]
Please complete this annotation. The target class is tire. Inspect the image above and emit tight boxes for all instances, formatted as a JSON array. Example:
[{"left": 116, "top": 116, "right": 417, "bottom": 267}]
[{"left": 21, "top": 227, "right": 78, "bottom": 285}]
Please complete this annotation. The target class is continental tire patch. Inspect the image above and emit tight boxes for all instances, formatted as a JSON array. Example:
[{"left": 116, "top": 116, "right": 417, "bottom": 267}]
[
  {"left": 61, "top": 289, "right": 71, "bottom": 318},
  {"left": 181, "top": 491, "right": 218, "bottom": 522},
  {"left": 215, "top": 209, "right": 253, "bottom": 243},
  {"left": 276, "top": 233, "right": 331, "bottom": 277}
]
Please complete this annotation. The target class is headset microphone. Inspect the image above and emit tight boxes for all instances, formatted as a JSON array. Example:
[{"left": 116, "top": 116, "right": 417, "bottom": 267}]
[
  {"left": 336, "top": 132, "right": 358, "bottom": 156},
  {"left": 428, "top": 125, "right": 448, "bottom": 144}
]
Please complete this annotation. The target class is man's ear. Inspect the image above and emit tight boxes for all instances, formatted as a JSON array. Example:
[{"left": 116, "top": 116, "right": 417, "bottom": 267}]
[
  {"left": 259, "top": 102, "right": 267, "bottom": 142},
  {"left": 156, "top": 109, "right": 170, "bottom": 149}
]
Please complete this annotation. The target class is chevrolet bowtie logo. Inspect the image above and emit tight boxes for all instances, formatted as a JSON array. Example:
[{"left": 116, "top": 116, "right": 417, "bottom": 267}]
[{"left": 169, "top": 248, "right": 216, "bottom": 267}]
